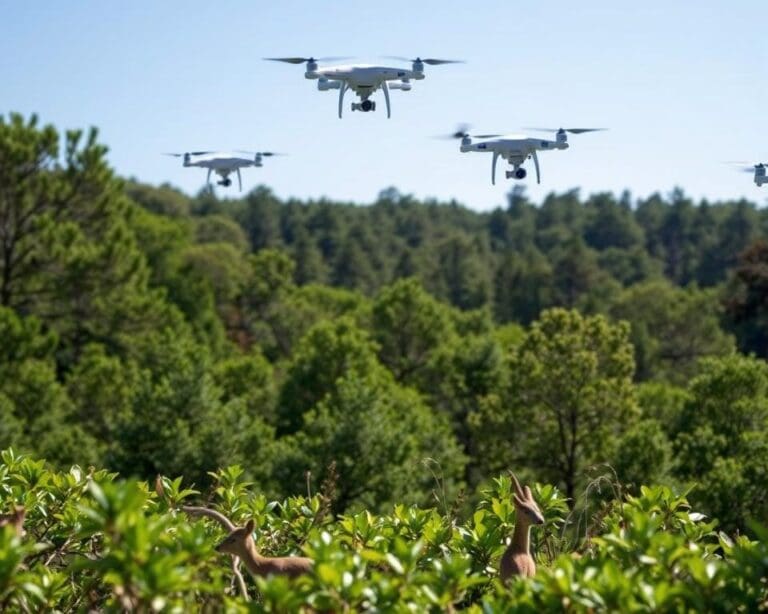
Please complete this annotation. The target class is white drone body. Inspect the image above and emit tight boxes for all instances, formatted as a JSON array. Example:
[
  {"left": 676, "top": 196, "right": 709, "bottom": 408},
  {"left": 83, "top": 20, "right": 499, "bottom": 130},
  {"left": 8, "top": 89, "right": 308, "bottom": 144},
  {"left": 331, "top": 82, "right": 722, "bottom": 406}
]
[
  {"left": 452, "top": 127, "right": 605, "bottom": 185},
  {"left": 756, "top": 164, "right": 767, "bottom": 186},
  {"left": 266, "top": 56, "right": 460, "bottom": 118},
  {"left": 744, "top": 163, "right": 767, "bottom": 186},
  {"left": 164, "top": 151, "right": 279, "bottom": 190}
]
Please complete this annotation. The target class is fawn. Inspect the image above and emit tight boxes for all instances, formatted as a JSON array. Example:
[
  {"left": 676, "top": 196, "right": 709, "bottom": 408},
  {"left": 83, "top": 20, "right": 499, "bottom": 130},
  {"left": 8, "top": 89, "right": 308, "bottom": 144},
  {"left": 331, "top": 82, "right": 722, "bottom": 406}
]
[
  {"left": 216, "top": 518, "right": 313, "bottom": 578},
  {"left": 182, "top": 506, "right": 313, "bottom": 579},
  {"left": 0, "top": 506, "right": 25, "bottom": 537},
  {"left": 499, "top": 473, "right": 544, "bottom": 581}
]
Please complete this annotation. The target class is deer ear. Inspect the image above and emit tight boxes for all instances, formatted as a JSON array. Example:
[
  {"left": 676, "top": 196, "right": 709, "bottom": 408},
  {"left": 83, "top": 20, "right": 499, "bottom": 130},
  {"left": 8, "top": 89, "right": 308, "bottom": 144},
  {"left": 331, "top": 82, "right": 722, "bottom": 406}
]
[
  {"left": 524, "top": 485, "right": 533, "bottom": 501},
  {"left": 244, "top": 519, "right": 255, "bottom": 533},
  {"left": 510, "top": 472, "right": 525, "bottom": 499}
]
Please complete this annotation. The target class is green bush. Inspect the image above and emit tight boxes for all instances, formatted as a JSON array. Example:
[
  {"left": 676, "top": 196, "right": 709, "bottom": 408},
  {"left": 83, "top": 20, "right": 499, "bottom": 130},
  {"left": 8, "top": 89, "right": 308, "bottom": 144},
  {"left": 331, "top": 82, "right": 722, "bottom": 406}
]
[{"left": 0, "top": 450, "right": 765, "bottom": 612}]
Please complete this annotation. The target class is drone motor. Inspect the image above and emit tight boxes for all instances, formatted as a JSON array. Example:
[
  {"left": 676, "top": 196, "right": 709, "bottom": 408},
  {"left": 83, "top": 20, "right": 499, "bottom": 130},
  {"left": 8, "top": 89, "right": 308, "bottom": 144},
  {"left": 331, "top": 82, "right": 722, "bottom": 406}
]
[{"left": 318, "top": 77, "right": 341, "bottom": 91}]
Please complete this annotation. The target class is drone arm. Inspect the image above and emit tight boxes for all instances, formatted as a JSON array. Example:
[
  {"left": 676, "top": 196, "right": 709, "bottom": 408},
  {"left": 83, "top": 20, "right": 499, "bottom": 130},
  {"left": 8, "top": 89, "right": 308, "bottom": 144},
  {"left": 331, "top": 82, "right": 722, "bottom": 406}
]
[
  {"left": 491, "top": 151, "right": 500, "bottom": 185},
  {"left": 531, "top": 150, "right": 541, "bottom": 184},
  {"left": 338, "top": 81, "right": 347, "bottom": 119},
  {"left": 381, "top": 80, "right": 391, "bottom": 119},
  {"left": 236, "top": 167, "right": 242, "bottom": 192}
]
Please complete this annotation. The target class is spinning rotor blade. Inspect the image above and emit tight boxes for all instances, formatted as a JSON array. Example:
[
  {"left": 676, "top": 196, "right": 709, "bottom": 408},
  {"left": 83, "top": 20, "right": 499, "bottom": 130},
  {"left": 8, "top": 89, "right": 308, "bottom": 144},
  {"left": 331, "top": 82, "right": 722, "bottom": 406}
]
[
  {"left": 162, "top": 151, "right": 213, "bottom": 157},
  {"left": 723, "top": 161, "right": 766, "bottom": 172},
  {"left": 264, "top": 56, "right": 349, "bottom": 64},
  {"left": 434, "top": 124, "right": 471, "bottom": 139},
  {"left": 386, "top": 56, "right": 464, "bottom": 65},
  {"left": 234, "top": 150, "right": 286, "bottom": 156},
  {"left": 421, "top": 58, "right": 463, "bottom": 65},
  {"left": 438, "top": 124, "right": 501, "bottom": 140},
  {"left": 526, "top": 127, "right": 607, "bottom": 134}
]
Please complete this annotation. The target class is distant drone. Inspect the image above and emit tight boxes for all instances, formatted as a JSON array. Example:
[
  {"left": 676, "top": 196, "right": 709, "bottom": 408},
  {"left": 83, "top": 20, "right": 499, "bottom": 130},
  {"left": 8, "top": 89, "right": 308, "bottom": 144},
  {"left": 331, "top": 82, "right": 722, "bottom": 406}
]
[
  {"left": 446, "top": 125, "right": 606, "bottom": 185},
  {"left": 163, "top": 151, "right": 282, "bottom": 191},
  {"left": 265, "top": 56, "right": 461, "bottom": 118},
  {"left": 729, "top": 162, "right": 767, "bottom": 187}
]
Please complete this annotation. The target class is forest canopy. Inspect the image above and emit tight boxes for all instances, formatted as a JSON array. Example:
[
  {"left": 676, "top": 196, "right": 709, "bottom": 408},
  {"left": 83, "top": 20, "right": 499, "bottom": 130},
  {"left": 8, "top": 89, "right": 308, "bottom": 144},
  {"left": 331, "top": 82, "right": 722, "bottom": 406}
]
[{"left": 2, "top": 112, "right": 768, "bottom": 537}]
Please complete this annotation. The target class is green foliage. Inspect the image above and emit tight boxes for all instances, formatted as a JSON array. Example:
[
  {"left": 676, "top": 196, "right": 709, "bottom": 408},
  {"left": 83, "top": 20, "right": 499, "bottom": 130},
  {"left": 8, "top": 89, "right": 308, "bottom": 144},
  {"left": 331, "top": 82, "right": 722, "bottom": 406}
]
[
  {"left": 0, "top": 452, "right": 764, "bottom": 612},
  {"left": 371, "top": 277, "right": 456, "bottom": 384},
  {"left": 609, "top": 279, "right": 735, "bottom": 383},
  {"left": 672, "top": 355, "right": 768, "bottom": 530},
  {"left": 473, "top": 309, "right": 638, "bottom": 500},
  {"left": 724, "top": 239, "right": 768, "bottom": 357},
  {"left": 0, "top": 113, "right": 159, "bottom": 362},
  {"left": 276, "top": 317, "right": 381, "bottom": 434},
  {"left": 5, "top": 112, "right": 768, "bottom": 550},
  {"left": 277, "top": 373, "right": 467, "bottom": 513}
]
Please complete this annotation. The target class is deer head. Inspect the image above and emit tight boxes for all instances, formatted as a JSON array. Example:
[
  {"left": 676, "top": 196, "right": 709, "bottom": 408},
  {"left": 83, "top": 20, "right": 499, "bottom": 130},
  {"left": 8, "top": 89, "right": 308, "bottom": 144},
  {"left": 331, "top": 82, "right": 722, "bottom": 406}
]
[
  {"left": 0, "top": 506, "right": 26, "bottom": 537},
  {"left": 511, "top": 473, "right": 544, "bottom": 526},
  {"left": 216, "top": 519, "right": 256, "bottom": 558}
]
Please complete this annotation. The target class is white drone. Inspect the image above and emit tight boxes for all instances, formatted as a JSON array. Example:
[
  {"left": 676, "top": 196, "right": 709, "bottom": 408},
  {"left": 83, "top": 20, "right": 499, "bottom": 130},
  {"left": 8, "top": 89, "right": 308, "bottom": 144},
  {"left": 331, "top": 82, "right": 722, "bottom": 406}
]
[
  {"left": 264, "top": 56, "right": 461, "bottom": 118},
  {"left": 163, "top": 151, "right": 281, "bottom": 191},
  {"left": 446, "top": 125, "right": 606, "bottom": 185},
  {"left": 729, "top": 162, "right": 767, "bottom": 187}
]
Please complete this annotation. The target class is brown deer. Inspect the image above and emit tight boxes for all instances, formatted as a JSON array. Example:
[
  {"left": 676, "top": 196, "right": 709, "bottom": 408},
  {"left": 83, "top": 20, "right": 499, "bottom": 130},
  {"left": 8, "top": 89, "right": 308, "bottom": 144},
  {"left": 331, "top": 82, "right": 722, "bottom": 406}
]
[
  {"left": 0, "top": 506, "right": 26, "bottom": 537},
  {"left": 499, "top": 473, "right": 545, "bottom": 582},
  {"left": 182, "top": 506, "right": 313, "bottom": 579},
  {"left": 216, "top": 518, "right": 313, "bottom": 578}
]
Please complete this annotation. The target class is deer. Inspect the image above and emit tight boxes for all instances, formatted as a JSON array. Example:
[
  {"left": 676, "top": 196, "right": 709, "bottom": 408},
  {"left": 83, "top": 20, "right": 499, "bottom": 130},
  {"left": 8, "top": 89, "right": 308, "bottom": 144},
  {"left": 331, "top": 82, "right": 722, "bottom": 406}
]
[
  {"left": 0, "top": 505, "right": 26, "bottom": 537},
  {"left": 182, "top": 505, "right": 313, "bottom": 582},
  {"left": 499, "top": 473, "right": 545, "bottom": 582}
]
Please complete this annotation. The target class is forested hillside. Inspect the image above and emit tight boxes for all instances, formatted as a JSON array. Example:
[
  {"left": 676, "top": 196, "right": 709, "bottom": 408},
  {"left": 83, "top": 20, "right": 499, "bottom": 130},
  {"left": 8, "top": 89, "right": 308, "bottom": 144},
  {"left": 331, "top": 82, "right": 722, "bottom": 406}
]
[{"left": 2, "top": 110, "right": 768, "bottom": 548}]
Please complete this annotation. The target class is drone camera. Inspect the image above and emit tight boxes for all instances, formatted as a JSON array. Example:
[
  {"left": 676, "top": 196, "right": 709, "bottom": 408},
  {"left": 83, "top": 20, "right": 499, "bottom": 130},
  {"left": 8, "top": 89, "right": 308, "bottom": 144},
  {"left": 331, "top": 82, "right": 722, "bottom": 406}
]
[
  {"left": 506, "top": 168, "right": 527, "bottom": 180},
  {"left": 352, "top": 100, "right": 376, "bottom": 112}
]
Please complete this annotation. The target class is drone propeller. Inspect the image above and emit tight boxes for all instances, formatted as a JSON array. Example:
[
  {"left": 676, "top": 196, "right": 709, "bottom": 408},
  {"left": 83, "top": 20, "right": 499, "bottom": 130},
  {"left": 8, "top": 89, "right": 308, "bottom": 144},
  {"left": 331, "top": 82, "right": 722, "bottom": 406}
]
[
  {"left": 263, "top": 56, "right": 349, "bottom": 64},
  {"left": 235, "top": 150, "right": 286, "bottom": 157},
  {"left": 448, "top": 123, "right": 472, "bottom": 139},
  {"left": 724, "top": 161, "right": 767, "bottom": 173},
  {"left": 163, "top": 151, "right": 212, "bottom": 157},
  {"left": 526, "top": 127, "right": 607, "bottom": 134},
  {"left": 438, "top": 124, "right": 501, "bottom": 139},
  {"left": 385, "top": 56, "right": 464, "bottom": 65}
]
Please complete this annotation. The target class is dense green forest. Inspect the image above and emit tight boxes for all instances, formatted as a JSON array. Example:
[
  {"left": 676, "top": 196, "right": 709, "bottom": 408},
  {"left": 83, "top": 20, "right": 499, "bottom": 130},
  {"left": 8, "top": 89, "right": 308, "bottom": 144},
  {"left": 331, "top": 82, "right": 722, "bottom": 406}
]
[
  {"left": 3, "top": 111, "right": 768, "bottom": 526},
  {"left": 2, "top": 112, "right": 768, "bottom": 608}
]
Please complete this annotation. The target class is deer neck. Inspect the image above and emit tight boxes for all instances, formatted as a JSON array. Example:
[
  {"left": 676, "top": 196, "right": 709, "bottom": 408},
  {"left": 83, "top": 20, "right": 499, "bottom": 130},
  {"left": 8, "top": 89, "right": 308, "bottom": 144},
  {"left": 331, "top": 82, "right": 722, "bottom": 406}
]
[
  {"left": 511, "top": 518, "right": 532, "bottom": 555},
  {"left": 239, "top": 539, "right": 274, "bottom": 576}
]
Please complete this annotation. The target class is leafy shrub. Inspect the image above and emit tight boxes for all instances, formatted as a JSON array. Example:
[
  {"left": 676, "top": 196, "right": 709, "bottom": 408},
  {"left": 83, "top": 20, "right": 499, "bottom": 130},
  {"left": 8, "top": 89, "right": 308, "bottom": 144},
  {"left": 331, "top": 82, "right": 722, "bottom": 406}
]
[{"left": 0, "top": 450, "right": 765, "bottom": 612}]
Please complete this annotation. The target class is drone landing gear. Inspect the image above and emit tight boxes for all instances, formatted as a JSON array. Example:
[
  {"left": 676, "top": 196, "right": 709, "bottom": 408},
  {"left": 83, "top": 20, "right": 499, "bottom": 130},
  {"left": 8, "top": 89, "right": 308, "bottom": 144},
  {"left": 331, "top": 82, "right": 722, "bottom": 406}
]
[{"left": 352, "top": 100, "right": 376, "bottom": 112}]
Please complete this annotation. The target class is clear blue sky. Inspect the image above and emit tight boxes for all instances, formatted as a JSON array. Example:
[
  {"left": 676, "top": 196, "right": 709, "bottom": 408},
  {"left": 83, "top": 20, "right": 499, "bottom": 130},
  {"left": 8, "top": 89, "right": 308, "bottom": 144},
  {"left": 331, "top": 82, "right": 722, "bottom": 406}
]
[{"left": 2, "top": 1, "right": 766, "bottom": 210}]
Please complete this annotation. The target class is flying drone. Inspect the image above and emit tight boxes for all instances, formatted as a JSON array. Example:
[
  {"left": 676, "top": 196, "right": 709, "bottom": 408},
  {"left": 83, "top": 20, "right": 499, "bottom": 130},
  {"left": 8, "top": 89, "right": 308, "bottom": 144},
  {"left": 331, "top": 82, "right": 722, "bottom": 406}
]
[
  {"left": 728, "top": 162, "right": 767, "bottom": 187},
  {"left": 264, "top": 56, "right": 461, "bottom": 118},
  {"left": 445, "top": 125, "right": 606, "bottom": 185},
  {"left": 163, "top": 151, "right": 282, "bottom": 191}
]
